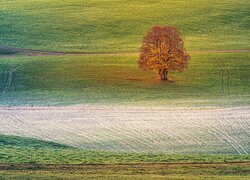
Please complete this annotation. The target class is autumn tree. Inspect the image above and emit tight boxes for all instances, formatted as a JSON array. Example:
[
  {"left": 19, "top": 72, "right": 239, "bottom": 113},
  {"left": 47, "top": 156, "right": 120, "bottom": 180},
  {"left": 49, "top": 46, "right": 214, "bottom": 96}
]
[{"left": 138, "top": 26, "right": 190, "bottom": 80}]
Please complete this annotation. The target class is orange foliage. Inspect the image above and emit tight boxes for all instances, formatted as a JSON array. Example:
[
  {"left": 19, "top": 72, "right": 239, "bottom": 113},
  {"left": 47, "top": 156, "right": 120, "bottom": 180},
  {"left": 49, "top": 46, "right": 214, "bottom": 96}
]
[{"left": 139, "top": 26, "right": 190, "bottom": 80}]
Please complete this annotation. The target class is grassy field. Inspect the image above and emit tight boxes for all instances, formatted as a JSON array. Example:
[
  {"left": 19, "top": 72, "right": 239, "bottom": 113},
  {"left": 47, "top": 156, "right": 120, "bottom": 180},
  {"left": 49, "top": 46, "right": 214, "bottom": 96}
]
[
  {"left": 0, "top": 134, "right": 250, "bottom": 179},
  {"left": 0, "top": 0, "right": 249, "bottom": 52},
  {"left": 1, "top": 163, "right": 250, "bottom": 179},
  {"left": 0, "top": 1, "right": 249, "bottom": 178},
  {"left": 0, "top": 1, "right": 249, "bottom": 106},
  {"left": 0, "top": 52, "right": 249, "bottom": 106},
  {"left": 1, "top": 134, "right": 250, "bottom": 164}
]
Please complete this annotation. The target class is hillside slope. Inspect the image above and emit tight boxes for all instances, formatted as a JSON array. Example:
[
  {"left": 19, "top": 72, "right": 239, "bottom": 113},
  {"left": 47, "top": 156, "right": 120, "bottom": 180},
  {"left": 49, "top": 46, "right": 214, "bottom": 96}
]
[
  {"left": 0, "top": 53, "right": 249, "bottom": 106},
  {"left": 0, "top": 0, "right": 249, "bottom": 52},
  {"left": 1, "top": 134, "right": 249, "bottom": 164},
  {"left": 1, "top": 106, "right": 250, "bottom": 154}
]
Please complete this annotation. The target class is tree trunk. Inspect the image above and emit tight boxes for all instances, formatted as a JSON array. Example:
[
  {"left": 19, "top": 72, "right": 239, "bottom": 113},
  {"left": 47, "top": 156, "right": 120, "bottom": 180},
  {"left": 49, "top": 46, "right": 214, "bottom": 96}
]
[{"left": 158, "top": 69, "right": 168, "bottom": 80}]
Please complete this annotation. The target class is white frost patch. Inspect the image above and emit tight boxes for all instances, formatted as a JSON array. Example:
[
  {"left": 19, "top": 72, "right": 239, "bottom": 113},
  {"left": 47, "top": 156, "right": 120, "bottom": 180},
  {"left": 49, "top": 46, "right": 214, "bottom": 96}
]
[{"left": 0, "top": 105, "right": 249, "bottom": 154}]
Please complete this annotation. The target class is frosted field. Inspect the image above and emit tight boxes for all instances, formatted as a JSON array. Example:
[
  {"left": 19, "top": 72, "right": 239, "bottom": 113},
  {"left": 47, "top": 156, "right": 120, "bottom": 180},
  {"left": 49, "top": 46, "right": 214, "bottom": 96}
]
[{"left": 0, "top": 105, "right": 249, "bottom": 154}]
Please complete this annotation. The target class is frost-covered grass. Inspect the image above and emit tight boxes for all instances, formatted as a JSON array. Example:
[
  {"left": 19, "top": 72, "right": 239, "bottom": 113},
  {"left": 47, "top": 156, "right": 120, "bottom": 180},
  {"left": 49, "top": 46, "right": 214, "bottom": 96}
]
[
  {"left": 0, "top": 134, "right": 250, "bottom": 179},
  {"left": 1, "top": 106, "right": 249, "bottom": 154},
  {"left": 0, "top": 134, "right": 249, "bottom": 164}
]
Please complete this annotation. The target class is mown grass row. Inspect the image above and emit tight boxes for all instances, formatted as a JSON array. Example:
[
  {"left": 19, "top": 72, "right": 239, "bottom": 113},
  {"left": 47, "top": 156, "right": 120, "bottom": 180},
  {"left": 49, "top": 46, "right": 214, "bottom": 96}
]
[{"left": 1, "top": 163, "right": 250, "bottom": 179}]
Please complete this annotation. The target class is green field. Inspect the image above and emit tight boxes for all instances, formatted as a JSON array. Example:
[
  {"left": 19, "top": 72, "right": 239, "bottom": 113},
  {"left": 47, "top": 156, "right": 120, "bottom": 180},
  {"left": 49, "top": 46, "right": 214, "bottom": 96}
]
[
  {"left": 1, "top": 134, "right": 250, "bottom": 164},
  {"left": 0, "top": 0, "right": 249, "bottom": 52},
  {"left": 0, "top": 49, "right": 17, "bottom": 55},
  {"left": 0, "top": 135, "right": 250, "bottom": 179},
  {"left": 0, "top": 53, "right": 249, "bottom": 106},
  {"left": 1, "top": 0, "right": 250, "bottom": 179},
  {"left": 0, "top": 0, "right": 249, "bottom": 106},
  {"left": 1, "top": 163, "right": 250, "bottom": 179}
]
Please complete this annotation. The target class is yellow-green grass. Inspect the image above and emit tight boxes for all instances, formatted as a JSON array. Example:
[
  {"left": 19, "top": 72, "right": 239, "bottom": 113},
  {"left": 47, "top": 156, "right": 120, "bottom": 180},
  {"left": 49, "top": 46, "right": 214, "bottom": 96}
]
[
  {"left": 1, "top": 134, "right": 249, "bottom": 179},
  {"left": 1, "top": 163, "right": 250, "bottom": 180},
  {"left": 0, "top": 53, "right": 249, "bottom": 106},
  {"left": 0, "top": 0, "right": 249, "bottom": 52},
  {"left": 0, "top": 136, "right": 249, "bottom": 179},
  {"left": 1, "top": 134, "right": 249, "bottom": 164}
]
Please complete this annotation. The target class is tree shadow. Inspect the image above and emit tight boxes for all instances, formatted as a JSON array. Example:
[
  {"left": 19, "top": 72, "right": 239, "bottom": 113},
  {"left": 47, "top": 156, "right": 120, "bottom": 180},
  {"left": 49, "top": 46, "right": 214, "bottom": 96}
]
[{"left": 155, "top": 78, "right": 175, "bottom": 83}]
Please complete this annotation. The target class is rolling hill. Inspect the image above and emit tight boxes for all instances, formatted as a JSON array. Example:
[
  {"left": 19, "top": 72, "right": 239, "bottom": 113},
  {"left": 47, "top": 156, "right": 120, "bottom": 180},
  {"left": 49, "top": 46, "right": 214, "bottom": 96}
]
[
  {"left": 0, "top": 0, "right": 249, "bottom": 52},
  {"left": 0, "top": 1, "right": 250, "bottom": 178},
  {"left": 0, "top": 53, "right": 249, "bottom": 106},
  {"left": 1, "top": 134, "right": 250, "bottom": 179},
  {"left": 1, "top": 134, "right": 249, "bottom": 164}
]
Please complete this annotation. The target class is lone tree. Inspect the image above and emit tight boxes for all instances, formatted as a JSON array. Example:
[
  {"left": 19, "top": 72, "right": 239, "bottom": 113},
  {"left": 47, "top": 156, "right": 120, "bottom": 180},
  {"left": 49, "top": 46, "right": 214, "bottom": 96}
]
[{"left": 138, "top": 26, "right": 190, "bottom": 80}]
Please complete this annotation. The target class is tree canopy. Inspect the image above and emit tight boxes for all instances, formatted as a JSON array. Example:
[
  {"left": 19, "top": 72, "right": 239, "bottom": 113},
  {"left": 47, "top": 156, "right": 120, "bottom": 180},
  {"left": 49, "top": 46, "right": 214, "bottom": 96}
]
[{"left": 138, "top": 26, "right": 190, "bottom": 80}]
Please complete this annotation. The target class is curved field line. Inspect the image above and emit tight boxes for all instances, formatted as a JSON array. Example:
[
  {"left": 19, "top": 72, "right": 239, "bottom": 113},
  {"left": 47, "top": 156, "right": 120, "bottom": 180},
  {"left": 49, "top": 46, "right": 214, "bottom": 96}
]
[
  {"left": 170, "top": 114, "right": 203, "bottom": 145},
  {"left": 37, "top": 120, "right": 94, "bottom": 148},
  {"left": 232, "top": 115, "right": 250, "bottom": 148},
  {"left": 134, "top": 112, "right": 190, "bottom": 146},
  {"left": 219, "top": 116, "right": 248, "bottom": 154},
  {"left": 217, "top": 126, "right": 247, "bottom": 155},
  {"left": 178, "top": 116, "right": 208, "bottom": 145},
  {"left": 197, "top": 114, "right": 243, "bottom": 154},
  {"left": 203, "top": 116, "right": 243, "bottom": 155},
  {"left": 6, "top": 112, "right": 82, "bottom": 148},
  {"left": 47, "top": 112, "right": 107, "bottom": 144},
  {"left": 5, "top": 114, "right": 52, "bottom": 143},
  {"left": 115, "top": 113, "right": 159, "bottom": 150},
  {"left": 38, "top": 112, "right": 118, "bottom": 149},
  {"left": 1, "top": 67, "right": 17, "bottom": 94},
  {"left": 121, "top": 112, "right": 187, "bottom": 148},
  {"left": 0, "top": 45, "right": 250, "bottom": 58},
  {"left": 0, "top": 106, "right": 249, "bottom": 153},
  {"left": 1, "top": 70, "right": 8, "bottom": 93},
  {"left": 206, "top": 125, "right": 242, "bottom": 154},
  {"left": 90, "top": 114, "right": 142, "bottom": 152},
  {"left": 212, "top": 111, "right": 249, "bottom": 154}
]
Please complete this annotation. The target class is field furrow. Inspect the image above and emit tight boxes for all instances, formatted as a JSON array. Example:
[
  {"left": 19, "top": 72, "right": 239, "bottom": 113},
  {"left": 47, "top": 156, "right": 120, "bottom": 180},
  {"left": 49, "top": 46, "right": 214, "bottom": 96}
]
[{"left": 0, "top": 106, "right": 249, "bottom": 154}]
